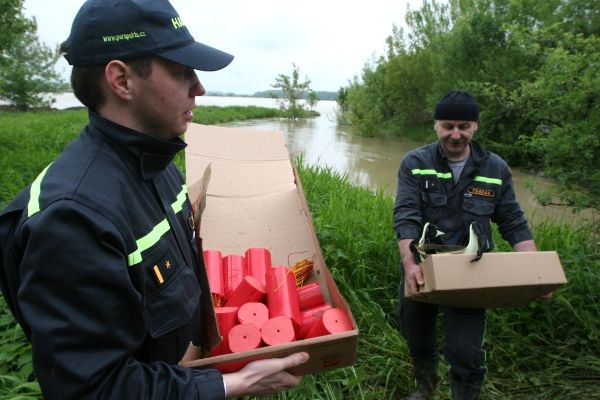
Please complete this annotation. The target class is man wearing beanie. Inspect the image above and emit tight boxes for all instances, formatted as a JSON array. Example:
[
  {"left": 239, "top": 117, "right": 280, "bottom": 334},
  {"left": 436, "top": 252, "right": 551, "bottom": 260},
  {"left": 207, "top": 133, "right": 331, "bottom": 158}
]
[
  {"left": 393, "top": 90, "right": 537, "bottom": 399},
  {"left": 0, "top": 1, "right": 309, "bottom": 399}
]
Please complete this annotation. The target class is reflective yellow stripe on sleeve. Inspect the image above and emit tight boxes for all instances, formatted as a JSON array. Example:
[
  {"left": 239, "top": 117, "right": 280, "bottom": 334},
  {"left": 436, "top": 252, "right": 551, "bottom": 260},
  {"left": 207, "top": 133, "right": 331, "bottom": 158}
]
[{"left": 27, "top": 163, "right": 53, "bottom": 217}]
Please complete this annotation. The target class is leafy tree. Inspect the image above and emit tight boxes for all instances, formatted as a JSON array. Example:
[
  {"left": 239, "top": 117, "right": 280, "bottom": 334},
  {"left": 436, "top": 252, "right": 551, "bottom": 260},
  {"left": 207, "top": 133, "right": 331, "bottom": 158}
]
[
  {"left": 0, "top": 29, "right": 64, "bottom": 110},
  {"left": 346, "top": 25, "right": 433, "bottom": 135},
  {"left": 346, "top": 63, "right": 385, "bottom": 136},
  {"left": 335, "top": 86, "right": 352, "bottom": 126},
  {"left": 0, "top": 1, "right": 64, "bottom": 110},
  {"left": 519, "top": 32, "right": 600, "bottom": 209},
  {"left": 271, "top": 63, "right": 317, "bottom": 119},
  {"left": 306, "top": 90, "right": 318, "bottom": 109},
  {"left": 337, "top": 86, "right": 349, "bottom": 113},
  {"left": 0, "top": 0, "right": 34, "bottom": 66}
]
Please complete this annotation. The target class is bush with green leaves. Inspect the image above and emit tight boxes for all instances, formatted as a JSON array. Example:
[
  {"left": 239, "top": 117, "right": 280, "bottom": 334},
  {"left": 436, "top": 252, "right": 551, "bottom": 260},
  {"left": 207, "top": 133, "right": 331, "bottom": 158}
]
[
  {"left": 271, "top": 63, "right": 318, "bottom": 120},
  {"left": 0, "top": 0, "right": 65, "bottom": 110}
]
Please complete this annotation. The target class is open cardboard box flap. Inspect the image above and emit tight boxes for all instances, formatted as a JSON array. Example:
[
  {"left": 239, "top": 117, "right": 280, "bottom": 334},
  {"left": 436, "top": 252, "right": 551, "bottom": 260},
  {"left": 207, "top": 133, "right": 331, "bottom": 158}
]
[{"left": 181, "top": 124, "right": 358, "bottom": 374}]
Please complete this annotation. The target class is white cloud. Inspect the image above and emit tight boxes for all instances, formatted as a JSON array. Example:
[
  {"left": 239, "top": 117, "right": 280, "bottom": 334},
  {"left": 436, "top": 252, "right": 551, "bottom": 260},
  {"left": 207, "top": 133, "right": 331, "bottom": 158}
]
[{"left": 24, "top": 0, "right": 422, "bottom": 94}]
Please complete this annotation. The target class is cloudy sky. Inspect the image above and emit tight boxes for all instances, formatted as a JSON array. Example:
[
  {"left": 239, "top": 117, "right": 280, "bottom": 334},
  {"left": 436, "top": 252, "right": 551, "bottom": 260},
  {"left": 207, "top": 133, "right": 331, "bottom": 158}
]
[{"left": 24, "top": 0, "right": 423, "bottom": 95}]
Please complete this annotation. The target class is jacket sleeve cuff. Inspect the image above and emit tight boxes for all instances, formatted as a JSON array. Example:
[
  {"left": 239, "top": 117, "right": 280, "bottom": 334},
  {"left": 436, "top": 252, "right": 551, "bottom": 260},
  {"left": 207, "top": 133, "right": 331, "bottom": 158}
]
[
  {"left": 193, "top": 368, "right": 225, "bottom": 400},
  {"left": 505, "top": 229, "right": 533, "bottom": 247},
  {"left": 397, "top": 227, "right": 420, "bottom": 241}
]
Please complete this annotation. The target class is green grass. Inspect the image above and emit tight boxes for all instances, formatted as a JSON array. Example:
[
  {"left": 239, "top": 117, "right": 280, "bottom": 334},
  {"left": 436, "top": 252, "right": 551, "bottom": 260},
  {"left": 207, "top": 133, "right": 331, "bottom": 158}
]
[
  {"left": 1, "top": 109, "right": 599, "bottom": 399},
  {"left": 191, "top": 105, "right": 281, "bottom": 125}
]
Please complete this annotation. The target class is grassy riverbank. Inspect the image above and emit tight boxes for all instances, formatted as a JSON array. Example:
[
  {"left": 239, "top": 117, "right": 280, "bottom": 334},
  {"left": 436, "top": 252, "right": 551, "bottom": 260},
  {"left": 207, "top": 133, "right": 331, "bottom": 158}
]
[{"left": 1, "top": 109, "right": 599, "bottom": 399}]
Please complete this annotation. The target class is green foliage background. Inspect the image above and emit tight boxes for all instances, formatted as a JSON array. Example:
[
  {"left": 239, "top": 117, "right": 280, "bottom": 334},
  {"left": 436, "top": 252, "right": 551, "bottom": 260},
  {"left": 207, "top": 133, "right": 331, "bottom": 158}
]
[
  {"left": 343, "top": 0, "right": 600, "bottom": 210},
  {"left": 0, "top": 0, "right": 64, "bottom": 110},
  {"left": 271, "top": 64, "right": 319, "bottom": 119}
]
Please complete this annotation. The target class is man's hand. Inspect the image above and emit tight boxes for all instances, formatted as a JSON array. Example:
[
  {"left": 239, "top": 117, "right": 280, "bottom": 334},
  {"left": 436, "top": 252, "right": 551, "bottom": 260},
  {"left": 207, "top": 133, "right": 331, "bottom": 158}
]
[
  {"left": 223, "top": 352, "right": 309, "bottom": 398},
  {"left": 399, "top": 239, "right": 424, "bottom": 297},
  {"left": 404, "top": 261, "right": 425, "bottom": 297}
]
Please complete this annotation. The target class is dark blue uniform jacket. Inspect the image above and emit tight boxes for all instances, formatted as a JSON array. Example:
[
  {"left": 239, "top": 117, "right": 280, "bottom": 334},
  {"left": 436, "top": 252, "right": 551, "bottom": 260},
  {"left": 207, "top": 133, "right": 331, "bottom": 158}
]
[
  {"left": 393, "top": 140, "right": 533, "bottom": 248},
  {"left": 0, "top": 112, "right": 225, "bottom": 399}
]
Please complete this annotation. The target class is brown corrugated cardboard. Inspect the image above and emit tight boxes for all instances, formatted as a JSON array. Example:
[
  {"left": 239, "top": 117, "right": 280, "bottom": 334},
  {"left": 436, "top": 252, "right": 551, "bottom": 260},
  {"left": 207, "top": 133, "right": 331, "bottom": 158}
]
[
  {"left": 180, "top": 124, "right": 358, "bottom": 375},
  {"left": 407, "top": 251, "right": 567, "bottom": 308}
]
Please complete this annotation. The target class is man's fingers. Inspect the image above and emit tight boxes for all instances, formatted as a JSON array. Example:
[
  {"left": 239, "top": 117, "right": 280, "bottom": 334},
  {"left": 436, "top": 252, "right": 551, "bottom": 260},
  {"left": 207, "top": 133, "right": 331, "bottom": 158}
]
[
  {"left": 280, "top": 352, "right": 309, "bottom": 370},
  {"left": 253, "top": 352, "right": 309, "bottom": 373},
  {"left": 224, "top": 353, "right": 309, "bottom": 397},
  {"left": 414, "top": 268, "right": 424, "bottom": 287}
]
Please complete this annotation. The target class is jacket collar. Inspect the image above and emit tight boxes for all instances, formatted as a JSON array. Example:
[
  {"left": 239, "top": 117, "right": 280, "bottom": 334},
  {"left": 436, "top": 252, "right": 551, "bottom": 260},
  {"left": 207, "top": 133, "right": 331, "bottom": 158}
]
[
  {"left": 88, "top": 111, "right": 186, "bottom": 180},
  {"left": 435, "top": 140, "right": 489, "bottom": 167}
]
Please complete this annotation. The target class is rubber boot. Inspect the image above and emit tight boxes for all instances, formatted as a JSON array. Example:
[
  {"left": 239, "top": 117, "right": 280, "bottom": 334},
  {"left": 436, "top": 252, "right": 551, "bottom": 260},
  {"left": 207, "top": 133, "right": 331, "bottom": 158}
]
[
  {"left": 406, "top": 357, "right": 438, "bottom": 400},
  {"left": 450, "top": 380, "right": 482, "bottom": 400}
]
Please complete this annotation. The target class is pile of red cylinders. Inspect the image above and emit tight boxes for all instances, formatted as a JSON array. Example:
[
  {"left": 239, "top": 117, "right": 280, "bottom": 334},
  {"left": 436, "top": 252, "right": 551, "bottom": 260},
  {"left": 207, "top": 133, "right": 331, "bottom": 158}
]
[{"left": 203, "top": 247, "right": 353, "bottom": 357}]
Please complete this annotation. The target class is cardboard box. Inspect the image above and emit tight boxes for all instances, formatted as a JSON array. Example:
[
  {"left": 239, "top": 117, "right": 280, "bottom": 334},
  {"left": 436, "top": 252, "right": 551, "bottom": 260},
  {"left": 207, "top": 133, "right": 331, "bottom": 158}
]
[
  {"left": 180, "top": 124, "right": 358, "bottom": 375},
  {"left": 407, "top": 251, "right": 567, "bottom": 308}
]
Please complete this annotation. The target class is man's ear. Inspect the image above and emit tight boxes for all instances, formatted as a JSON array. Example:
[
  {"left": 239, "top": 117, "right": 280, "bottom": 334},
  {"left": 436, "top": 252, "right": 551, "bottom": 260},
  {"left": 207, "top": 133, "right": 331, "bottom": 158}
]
[{"left": 104, "top": 60, "right": 133, "bottom": 101}]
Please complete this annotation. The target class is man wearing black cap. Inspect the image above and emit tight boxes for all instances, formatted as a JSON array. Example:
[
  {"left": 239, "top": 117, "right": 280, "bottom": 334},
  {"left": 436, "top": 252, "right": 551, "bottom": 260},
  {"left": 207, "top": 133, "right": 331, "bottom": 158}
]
[
  {"left": 393, "top": 90, "right": 537, "bottom": 399},
  {"left": 0, "top": 0, "right": 308, "bottom": 399}
]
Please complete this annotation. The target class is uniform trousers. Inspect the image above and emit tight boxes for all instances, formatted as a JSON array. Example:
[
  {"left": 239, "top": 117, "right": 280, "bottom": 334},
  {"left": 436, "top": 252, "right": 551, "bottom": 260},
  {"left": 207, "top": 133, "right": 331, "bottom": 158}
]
[{"left": 398, "top": 273, "right": 487, "bottom": 385}]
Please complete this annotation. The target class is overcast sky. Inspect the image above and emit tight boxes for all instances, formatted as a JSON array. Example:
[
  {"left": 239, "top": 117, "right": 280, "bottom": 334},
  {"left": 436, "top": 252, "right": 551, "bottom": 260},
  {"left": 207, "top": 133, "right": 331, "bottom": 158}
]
[{"left": 24, "top": 0, "right": 423, "bottom": 95}]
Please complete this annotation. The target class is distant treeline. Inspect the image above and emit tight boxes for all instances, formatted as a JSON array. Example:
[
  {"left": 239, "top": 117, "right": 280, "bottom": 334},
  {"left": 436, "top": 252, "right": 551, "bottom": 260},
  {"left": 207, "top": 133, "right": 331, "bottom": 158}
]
[
  {"left": 344, "top": 0, "right": 600, "bottom": 210},
  {"left": 207, "top": 90, "right": 338, "bottom": 101}
]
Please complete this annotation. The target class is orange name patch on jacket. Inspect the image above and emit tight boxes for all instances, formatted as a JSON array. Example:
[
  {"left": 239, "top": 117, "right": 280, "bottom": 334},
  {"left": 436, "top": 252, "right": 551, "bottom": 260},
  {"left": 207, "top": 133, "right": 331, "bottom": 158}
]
[{"left": 467, "top": 186, "right": 495, "bottom": 198}]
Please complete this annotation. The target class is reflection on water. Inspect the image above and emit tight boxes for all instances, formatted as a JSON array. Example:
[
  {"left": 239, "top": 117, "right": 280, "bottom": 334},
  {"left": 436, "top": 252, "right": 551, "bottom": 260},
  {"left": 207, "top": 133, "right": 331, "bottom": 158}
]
[
  {"left": 219, "top": 113, "right": 420, "bottom": 195},
  {"left": 54, "top": 93, "right": 596, "bottom": 225},
  {"left": 213, "top": 99, "right": 412, "bottom": 194}
]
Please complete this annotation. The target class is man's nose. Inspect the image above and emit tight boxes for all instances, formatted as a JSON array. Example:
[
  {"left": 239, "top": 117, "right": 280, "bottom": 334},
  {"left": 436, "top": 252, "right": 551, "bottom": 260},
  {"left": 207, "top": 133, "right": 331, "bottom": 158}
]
[
  {"left": 192, "top": 81, "right": 206, "bottom": 97},
  {"left": 450, "top": 128, "right": 462, "bottom": 138},
  {"left": 189, "top": 71, "right": 206, "bottom": 97}
]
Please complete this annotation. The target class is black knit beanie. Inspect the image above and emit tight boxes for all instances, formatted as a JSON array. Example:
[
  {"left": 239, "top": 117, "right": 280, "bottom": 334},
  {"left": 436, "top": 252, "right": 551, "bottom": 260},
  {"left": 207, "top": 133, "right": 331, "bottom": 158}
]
[{"left": 433, "top": 90, "right": 479, "bottom": 121}]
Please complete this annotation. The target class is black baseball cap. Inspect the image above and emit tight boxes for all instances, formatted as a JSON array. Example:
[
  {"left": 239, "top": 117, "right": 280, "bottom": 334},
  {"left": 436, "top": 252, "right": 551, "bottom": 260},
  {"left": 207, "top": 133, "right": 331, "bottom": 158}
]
[
  {"left": 63, "top": 0, "right": 234, "bottom": 71},
  {"left": 434, "top": 90, "right": 479, "bottom": 121}
]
